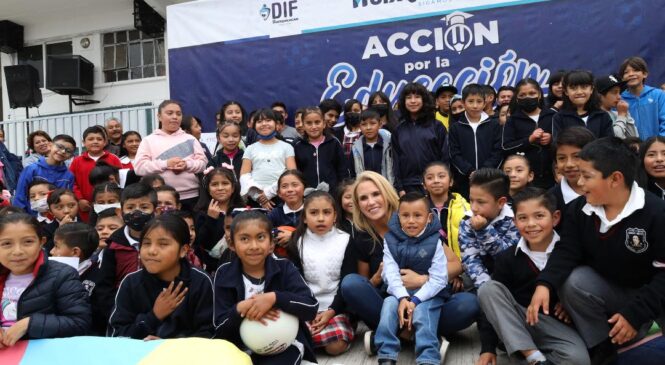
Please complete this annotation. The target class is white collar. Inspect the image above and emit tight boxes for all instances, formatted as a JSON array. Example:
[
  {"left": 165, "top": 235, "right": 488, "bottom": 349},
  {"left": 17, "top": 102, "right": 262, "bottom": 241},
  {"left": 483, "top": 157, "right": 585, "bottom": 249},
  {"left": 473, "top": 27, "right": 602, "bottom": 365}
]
[
  {"left": 515, "top": 231, "right": 560, "bottom": 256},
  {"left": 489, "top": 204, "right": 514, "bottom": 225},
  {"left": 78, "top": 258, "right": 93, "bottom": 275},
  {"left": 124, "top": 226, "right": 140, "bottom": 249},
  {"left": 283, "top": 204, "right": 303, "bottom": 214},
  {"left": 465, "top": 111, "right": 489, "bottom": 124},
  {"left": 560, "top": 178, "right": 581, "bottom": 204},
  {"left": 581, "top": 182, "right": 645, "bottom": 233}
]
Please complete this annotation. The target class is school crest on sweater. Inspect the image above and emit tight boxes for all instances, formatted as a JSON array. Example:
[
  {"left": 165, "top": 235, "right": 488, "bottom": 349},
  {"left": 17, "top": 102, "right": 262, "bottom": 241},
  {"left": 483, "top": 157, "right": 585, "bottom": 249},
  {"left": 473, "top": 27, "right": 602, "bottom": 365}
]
[{"left": 625, "top": 227, "right": 648, "bottom": 254}]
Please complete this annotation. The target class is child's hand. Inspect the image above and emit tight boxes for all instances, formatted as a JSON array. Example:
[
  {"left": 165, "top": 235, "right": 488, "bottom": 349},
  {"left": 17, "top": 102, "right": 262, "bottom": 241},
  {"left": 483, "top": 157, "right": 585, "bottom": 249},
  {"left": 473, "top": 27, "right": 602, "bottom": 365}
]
[
  {"left": 79, "top": 199, "right": 91, "bottom": 213},
  {"left": 60, "top": 214, "right": 75, "bottom": 225},
  {"left": 470, "top": 215, "right": 488, "bottom": 231},
  {"left": 400, "top": 269, "right": 427, "bottom": 291},
  {"left": 310, "top": 309, "right": 335, "bottom": 335},
  {"left": 166, "top": 157, "right": 183, "bottom": 170},
  {"left": 527, "top": 285, "right": 550, "bottom": 325},
  {"left": 539, "top": 132, "right": 552, "bottom": 146},
  {"left": 617, "top": 100, "right": 629, "bottom": 116},
  {"left": 257, "top": 193, "right": 274, "bottom": 211},
  {"left": 153, "top": 281, "right": 188, "bottom": 321},
  {"left": 258, "top": 309, "right": 281, "bottom": 326},
  {"left": 608, "top": 313, "right": 637, "bottom": 345},
  {"left": 276, "top": 230, "right": 292, "bottom": 246},
  {"left": 207, "top": 200, "right": 224, "bottom": 219},
  {"left": 1, "top": 317, "right": 29, "bottom": 347},
  {"left": 236, "top": 298, "right": 255, "bottom": 317},
  {"left": 553, "top": 302, "right": 571, "bottom": 323},
  {"left": 554, "top": 100, "right": 563, "bottom": 110},
  {"left": 245, "top": 292, "right": 277, "bottom": 322},
  {"left": 476, "top": 352, "right": 497, "bottom": 365},
  {"left": 369, "top": 262, "right": 383, "bottom": 287},
  {"left": 143, "top": 335, "right": 161, "bottom": 341},
  {"left": 528, "top": 128, "right": 543, "bottom": 144},
  {"left": 398, "top": 298, "right": 415, "bottom": 330},
  {"left": 399, "top": 191, "right": 406, "bottom": 197},
  {"left": 450, "top": 276, "right": 464, "bottom": 293}
]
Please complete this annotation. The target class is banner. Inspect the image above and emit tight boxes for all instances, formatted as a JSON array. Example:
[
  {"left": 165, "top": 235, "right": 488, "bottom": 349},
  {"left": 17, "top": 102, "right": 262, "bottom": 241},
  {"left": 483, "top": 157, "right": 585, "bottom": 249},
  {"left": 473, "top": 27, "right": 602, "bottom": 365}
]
[{"left": 168, "top": 0, "right": 665, "bottom": 131}]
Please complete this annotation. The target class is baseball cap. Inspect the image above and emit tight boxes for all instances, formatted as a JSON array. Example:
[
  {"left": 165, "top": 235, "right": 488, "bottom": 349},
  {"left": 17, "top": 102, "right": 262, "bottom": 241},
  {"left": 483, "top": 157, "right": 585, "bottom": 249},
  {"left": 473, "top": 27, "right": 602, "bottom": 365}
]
[
  {"left": 435, "top": 84, "right": 458, "bottom": 97},
  {"left": 595, "top": 74, "right": 627, "bottom": 94}
]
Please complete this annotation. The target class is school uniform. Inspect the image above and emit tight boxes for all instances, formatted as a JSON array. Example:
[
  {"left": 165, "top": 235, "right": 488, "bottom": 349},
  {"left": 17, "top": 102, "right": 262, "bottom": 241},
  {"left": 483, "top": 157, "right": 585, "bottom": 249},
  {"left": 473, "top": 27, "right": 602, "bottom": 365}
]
[
  {"left": 478, "top": 233, "right": 590, "bottom": 364},
  {"left": 538, "top": 184, "right": 665, "bottom": 348},
  {"left": 646, "top": 180, "right": 665, "bottom": 200},
  {"left": 41, "top": 217, "right": 80, "bottom": 254},
  {"left": 78, "top": 257, "right": 105, "bottom": 335},
  {"left": 333, "top": 125, "right": 362, "bottom": 157},
  {"left": 268, "top": 204, "right": 303, "bottom": 257},
  {"left": 548, "top": 178, "right": 581, "bottom": 232},
  {"left": 350, "top": 130, "right": 394, "bottom": 185},
  {"left": 337, "top": 218, "right": 357, "bottom": 240},
  {"left": 194, "top": 211, "right": 227, "bottom": 273},
  {"left": 552, "top": 109, "right": 614, "bottom": 139},
  {"left": 294, "top": 135, "right": 349, "bottom": 192},
  {"left": 214, "top": 255, "right": 319, "bottom": 365},
  {"left": 501, "top": 108, "right": 556, "bottom": 189},
  {"left": 109, "top": 259, "right": 214, "bottom": 339},
  {"left": 210, "top": 148, "right": 244, "bottom": 178},
  {"left": 448, "top": 113, "right": 504, "bottom": 198}
]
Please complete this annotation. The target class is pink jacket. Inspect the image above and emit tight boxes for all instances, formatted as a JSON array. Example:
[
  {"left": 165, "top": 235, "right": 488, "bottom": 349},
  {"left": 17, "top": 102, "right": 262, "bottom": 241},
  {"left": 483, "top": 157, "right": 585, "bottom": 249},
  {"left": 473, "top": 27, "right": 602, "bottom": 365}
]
[{"left": 134, "top": 129, "right": 207, "bottom": 199}]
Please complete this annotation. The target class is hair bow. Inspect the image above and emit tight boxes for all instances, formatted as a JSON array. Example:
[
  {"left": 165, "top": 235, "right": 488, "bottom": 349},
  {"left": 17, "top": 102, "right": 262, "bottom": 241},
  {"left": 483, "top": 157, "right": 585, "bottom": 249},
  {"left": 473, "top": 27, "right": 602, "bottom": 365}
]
[{"left": 304, "top": 182, "right": 329, "bottom": 197}]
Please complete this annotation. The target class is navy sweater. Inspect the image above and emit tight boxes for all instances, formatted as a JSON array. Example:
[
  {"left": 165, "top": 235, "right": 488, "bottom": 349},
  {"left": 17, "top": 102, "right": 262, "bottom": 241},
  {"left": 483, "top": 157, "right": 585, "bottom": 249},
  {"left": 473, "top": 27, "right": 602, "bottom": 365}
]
[
  {"left": 552, "top": 109, "right": 614, "bottom": 139},
  {"left": 294, "top": 135, "right": 349, "bottom": 192}
]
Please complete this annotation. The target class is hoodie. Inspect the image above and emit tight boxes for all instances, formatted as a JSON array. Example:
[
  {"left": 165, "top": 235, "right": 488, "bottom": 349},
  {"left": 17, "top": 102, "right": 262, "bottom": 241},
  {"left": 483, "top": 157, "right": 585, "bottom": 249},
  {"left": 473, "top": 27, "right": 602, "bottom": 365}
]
[
  {"left": 13, "top": 156, "right": 74, "bottom": 215},
  {"left": 622, "top": 85, "right": 665, "bottom": 139},
  {"left": 552, "top": 109, "right": 614, "bottom": 139},
  {"left": 134, "top": 129, "right": 208, "bottom": 199}
]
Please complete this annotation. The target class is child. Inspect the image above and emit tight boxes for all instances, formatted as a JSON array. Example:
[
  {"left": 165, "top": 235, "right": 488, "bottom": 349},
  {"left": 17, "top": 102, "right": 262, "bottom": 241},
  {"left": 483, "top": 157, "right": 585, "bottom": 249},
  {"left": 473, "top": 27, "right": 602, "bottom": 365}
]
[
  {"left": 501, "top": 78, "right": 556, "bottom": 189},
  {"left": 156, "top": 185, "right": 181, "bottom": 214},
  {"left": 392, "top": 82, "right": 449, "bottom": 195},
  {"left": 120, "top": 131, "right": 141, "bottom": 169},
  {"left": 14, "top": 134, "right": 76, "bottom": 215},
  {"left": 240, "top": 108, "right": 297, "bottom": 210},
  {"left": 422, "top": 161, "right": 469, "bottom": 260},
  {"left": 88, "top": 162, "right": 120, "bottom": 189},
  {"left": 211, "top": 122, "right": 243, "bottom": 178},
  {"left": 42, "top": 188, "right": 79, "bottom": 253},
  {"left": 272, "top": 101, "right": 300, "bottom": 142},
  {"left": 596, "top": 74, "right": 638, "bottom": 139},
  {"left": 268, "top": 170, "right": 305, "bottom": 256},
  {"left": 459, "top": 168, "right": 520, "bottom": 289},
  {"left": 287, "top": 191, "right": 356, "bottom": 355},
  {"left": 333, "top": 99, "right": 363, "bottom": 156},
  {"left": 95, "top": 208, "right": 123, "bottom": 252},
  {"left": 548, "top": 126, "right": 596, "bottom": 220},
  {"left": 350, "top": 109, "right": 394, "bottom": 184},
  {"left": 0, "top": 213, "right": 90, "bottom": 345},
  {"left": 335, "top": 179, "right": 356, "bottom": 238},
  {"left": 374, "top": 192, "right": 448, "bottom": 365},
  {"left": 294, "top": 107, "right": 348, "bottom": 193},
  {"left": 448, "top": 84, "right": 503, "bottom": 198},
  {"left": 434, "top": 84, "right": 458, "bottom": 130},
  {"left": 70, "top": 126, "right": 122, "bottom": 221},
  {"left": 620, "top": 57, "right": 665, "bottom": 139},
  {"left": 449, "top": 94, "right": 465, "bottom": 123},
  {"left": 529, "top": 137, "right": 665, "bottom": 364},
  {"left": 482, "top": 84, "right": 497, "bottom": 116},
  {"left": 28, "top": 180, "right": 55, "bottom": 224},
  {"left": 194, "top": 167, "right": 245, "bottom": 272},
  {"left": 496, "top": 86, "right": 515, "bottom": 109},
  {"left": 503, "top": 154, "right": 534, "bottom": 199},
  {"left": 368, "top": 91, "right": 399, "bottom": 131},
  {"left": 170, "top": 210, "right": 202, "bottom": 269},
  {"left": 546, "top": 70, "right": 566, "bottom": 111},
  {"left": 214, "top": 211, "right": 319, "bottom": 365},
  {"left": 497, "top": 104, "right": 510, "bottom": 126},
  {"left": 478, "top": 188, "right": 589, "bottom": 365},
  {"left": 294, "top": 108, "right": 305, "bottom": 136},
  {"left": 640, "top": 136, "right": 665, "bottom": 199},
  {"left": 319, "top": 98, "right": 342, "bottom": 128},
  {"left": 552, "top": 70, "right": 614, "bottom": 139},
  {"left": 89, "top": 182, "right": 121, "bottom": 225},
  {"left": 140, "top": 174, "right": 165, "bottom": 189},
  {"left": 109, "top": 214, "right": 214, "bottom": 339}
]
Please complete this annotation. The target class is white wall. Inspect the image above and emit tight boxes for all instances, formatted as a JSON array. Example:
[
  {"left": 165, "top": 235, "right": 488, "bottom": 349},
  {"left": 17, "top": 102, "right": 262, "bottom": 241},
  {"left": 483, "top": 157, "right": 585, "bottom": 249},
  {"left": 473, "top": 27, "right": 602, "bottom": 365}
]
[{"left": 1, "top": 0, "right": 170, "bottom": 121}]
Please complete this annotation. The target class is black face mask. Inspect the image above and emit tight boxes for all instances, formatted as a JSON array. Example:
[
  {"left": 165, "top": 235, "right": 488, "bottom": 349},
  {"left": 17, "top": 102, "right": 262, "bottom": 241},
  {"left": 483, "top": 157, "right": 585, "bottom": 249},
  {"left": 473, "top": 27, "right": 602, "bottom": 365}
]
[
  {"left": 451, "top": 111, "right": 464, "bottom": 123},
  {"left": 372, "top": 104, "right": 389, "bottom": 117},
  {"left": 517, "top": 97, "right": 540, "bottom": 113},
  {"left": 344, "top": 112, "right": 361, "bottom": 127},
  {"left": 123, "top": 210, "right": 154, "bottom": 232}
]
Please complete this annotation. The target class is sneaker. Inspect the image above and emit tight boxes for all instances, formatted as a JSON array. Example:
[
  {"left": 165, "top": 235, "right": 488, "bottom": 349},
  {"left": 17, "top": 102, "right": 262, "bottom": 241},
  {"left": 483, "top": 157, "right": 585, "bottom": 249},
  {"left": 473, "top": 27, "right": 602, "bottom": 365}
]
[
  {"left": 439, "top": 336, "right": 450, "bottom": 363},
  {"left": 378, "top": 360, "right": 397, "bottom": 365},
  {"left": 364, "top": 330, "right": 378, "bottom": 356}
]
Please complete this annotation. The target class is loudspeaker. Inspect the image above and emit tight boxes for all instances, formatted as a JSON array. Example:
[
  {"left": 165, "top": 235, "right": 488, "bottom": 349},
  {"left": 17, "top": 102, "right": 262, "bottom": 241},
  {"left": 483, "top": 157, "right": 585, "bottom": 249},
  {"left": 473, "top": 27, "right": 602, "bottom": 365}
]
[
  {"left": 0, "top": 21, "right": 23, "bottom": 54},
  {"left": 4, "top": 64, "right": 42, "bottom": 108},
  {"left": 134, "top": 0, "right": 164, "bottom": 38},
  {"left": 46, "top": 55, "right": 94, "bottom": 95}
]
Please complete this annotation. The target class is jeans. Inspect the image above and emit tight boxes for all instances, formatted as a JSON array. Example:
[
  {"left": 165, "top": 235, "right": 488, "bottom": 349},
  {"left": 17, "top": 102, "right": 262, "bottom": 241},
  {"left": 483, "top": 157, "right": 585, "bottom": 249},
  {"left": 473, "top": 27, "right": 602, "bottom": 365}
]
[
  {"left": 341, "top": 273, "right": 479, "bottom": 335},
  {"left": 376, "top": 295, "right": 443, "bottom": 365}
]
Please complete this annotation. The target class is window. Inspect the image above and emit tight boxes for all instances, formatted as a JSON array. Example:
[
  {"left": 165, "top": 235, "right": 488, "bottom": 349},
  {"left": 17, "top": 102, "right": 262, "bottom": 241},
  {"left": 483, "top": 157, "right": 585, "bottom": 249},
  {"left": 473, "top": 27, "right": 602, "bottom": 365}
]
[
  {"left": 17, "top": 41, "right": 72, "bottom": 88},
  {"left": 103, "top": 30, "right": 165, "bottom": 83}
]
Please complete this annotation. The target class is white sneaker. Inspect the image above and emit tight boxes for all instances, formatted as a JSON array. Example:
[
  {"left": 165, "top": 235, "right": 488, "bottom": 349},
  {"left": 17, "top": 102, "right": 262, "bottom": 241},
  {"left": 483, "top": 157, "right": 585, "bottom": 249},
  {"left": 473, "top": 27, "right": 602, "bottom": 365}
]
[
  {"left": 364, "top": 330, "right": 377, "bottom": 356},
  {"left": 439, "top": 336, "right": 450, "bottom": 363}
]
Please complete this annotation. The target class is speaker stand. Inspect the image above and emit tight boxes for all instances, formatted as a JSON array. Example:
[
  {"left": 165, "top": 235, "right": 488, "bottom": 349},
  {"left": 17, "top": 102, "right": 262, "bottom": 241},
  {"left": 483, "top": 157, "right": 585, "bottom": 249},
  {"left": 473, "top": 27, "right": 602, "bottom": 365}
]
[
  {"left": 24, "top": 107, "right": 31, "bottom": 140},
  {"left": 68, "top": 95, "right": 100, "bottom": 113}
]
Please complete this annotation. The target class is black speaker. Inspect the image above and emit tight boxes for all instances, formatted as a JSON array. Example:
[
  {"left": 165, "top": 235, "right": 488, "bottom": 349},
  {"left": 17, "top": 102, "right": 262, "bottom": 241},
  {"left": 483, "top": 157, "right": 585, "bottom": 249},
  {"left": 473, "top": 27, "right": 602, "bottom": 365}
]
[
  {"left": 4, "top": 64, "right": 42, "bottom": 108},
  {"left": 0, "top": 21, "right": 23, "bottom": 54},
  {"left": 134, "top": 0, "right": 164, "bottom": 38},
  {"left": 46, "top": 55, "right": 94, "bottom": 95}
]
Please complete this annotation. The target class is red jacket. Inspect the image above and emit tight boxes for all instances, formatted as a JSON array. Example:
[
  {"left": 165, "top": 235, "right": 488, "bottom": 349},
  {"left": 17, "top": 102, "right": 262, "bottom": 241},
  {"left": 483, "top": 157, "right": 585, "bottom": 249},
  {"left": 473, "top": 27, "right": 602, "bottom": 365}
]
[{"left": 70, "top": 151, "right": 122, "bottom": 202}]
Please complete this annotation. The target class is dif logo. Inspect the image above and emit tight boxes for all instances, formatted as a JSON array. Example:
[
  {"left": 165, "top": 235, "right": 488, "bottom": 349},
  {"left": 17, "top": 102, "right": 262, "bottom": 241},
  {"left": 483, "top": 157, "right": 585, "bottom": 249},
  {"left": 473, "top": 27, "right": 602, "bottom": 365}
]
[
  {"left": 260, "top": 1, "right": 299, "bottom": 22},
  {"left": 353, "top": 0, "right": 417, "bottom": 8}
]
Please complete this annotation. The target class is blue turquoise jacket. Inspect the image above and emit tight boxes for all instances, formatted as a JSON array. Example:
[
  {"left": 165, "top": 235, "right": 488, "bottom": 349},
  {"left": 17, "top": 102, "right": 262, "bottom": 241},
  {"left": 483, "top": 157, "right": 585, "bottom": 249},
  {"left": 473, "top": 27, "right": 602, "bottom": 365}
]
[{"left": 622, "top": 85, "right": 665, "bottom": 138}]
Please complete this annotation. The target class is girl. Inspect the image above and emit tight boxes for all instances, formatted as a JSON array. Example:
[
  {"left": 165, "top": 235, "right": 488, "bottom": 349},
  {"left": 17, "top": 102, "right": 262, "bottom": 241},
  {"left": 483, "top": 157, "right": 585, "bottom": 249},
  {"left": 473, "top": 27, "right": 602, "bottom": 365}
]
[
  {"left": 268, "top": 170, "right": 306, "bottom": 256},
  {"left": 140, "top": 174, "right": 165, "bottom": 189},
  {"left": 449, "top": 94, "right": 465, "bottom": 124},
  {"left": 552, "top": 70, "right": 614, "bottom": 139},
  {"left": 171, "top": 210, "right": 203, "bottom": 269},
  {"left": 134, "top": 100, "right": 207, "bottom": 211},
  {"left": 28, "top": 180, "right": 55, "bottom": 224},
  {"left": 182, "top": 115, "right": 214, "bottom": 163},
  {"left": 294, "top": 107, "right": 348, "bottom": 194},
  {"left": 194, "top": 167, "right": 244, "bottom": 272},
  {"left": 90, "top": 182, "right": 122, "bottom": 225},
  {"left": 392, "top": 82, "right": 448, "bottom": 195},
  {"left": 240, "top": 108, "right": 297, "bottom": 210},
  {"left": 211, "top": 122, "right": 243, "bottom": 178},
  {"left": 333, "top": 99, "right": 363, "bottom": 157},
  {"left": 294, "top": 108, "right": 305, "bottom": 136},
  {"left": 640, "top": 136, "right": 665, "bottom": 200},
  {"left": 368, "top": 91, "right": 398, "bottom": 131},
  {"left": 502, "top": 78, "right": 556, "bottom": 189},
  {"left": 502, "top": 154, "right": 534, "bottom": 199},
  {"left": 219, "top": 101, "right": 247, "bottom": 130},
  {"left": 497, "top": 103, "right": 510, "bottom": 126},
  {"left": 287, "top": 191, "right": 356, "bottom": 356},
  {"left": 0, "top": 213, "right": 90, "bottom": 345},
  {"left": 119, "top": 131, "right": 141, "bottom": 169},
  {"left": 546, "top": 69, "right": 566, "bottom": 111},
  {"left": 155, "top": 185, "right": 181, "bottom": 214},
  {"left": 214, "top": 211, "right": 318, "bottom": 365},
  {"left": 335, "top": 179, "right": 356, "bottom": 239},
  {"left": 43, "top": 188, "right": 79, "bottom": 253},
  {"left": 109, "top": 214, "right": 214, "bottom": 339}
]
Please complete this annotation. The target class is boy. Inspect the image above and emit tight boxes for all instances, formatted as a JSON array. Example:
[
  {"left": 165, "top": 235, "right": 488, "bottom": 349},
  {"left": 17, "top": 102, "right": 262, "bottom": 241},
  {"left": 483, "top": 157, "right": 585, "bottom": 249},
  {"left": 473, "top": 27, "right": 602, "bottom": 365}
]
[
  {"left": 319, "top": 98, "right": 342, "bottom": 128},
  {"left": 459, "top": 168, "right": 520, "bottom": 289},
  {"left": 482, "top": 84, "right": 497, "bottom": 116},
  {"left": 529, "top": 138, "right": 665, "bottom": 364},
  {"left": 478, "top": 188, "right": 589, "bottom": 365},
  {"left": 374, "top": 192, "right": 448, "bottom": 365},
  {"left": 596, "top": 74, "right": 638, "bottom": 139},
  {"left": 350, "top": 109, "right": 394, "bottom": 184},
  {"left": 94, "top": 208, "right": 123, "bottom": 251},
  {"left": 50, "top": 222, "right": 106, "bottom": 334},
  {"left": 619, "top": 57, "right": 665, "bottom": 139},
  {"left": 496, "top": 86, "right": 515, "bottom": 109},
  {"left": 435, "top": 84, "right": 458, "bottom": 130},
  {"left": 27, "top": 180, "right": 55, "bottom": 223},
  {"left": 272, "top": 101, "right": 300, "bottom": 140},
  {"left": 13, "top": 134, "right": 76, "bottom": 215},
  {"left": 448, "top": 84, "right": 503, "bottom": 198},
  {"left": 69, "top": 126, "right": 122, "bottom": 220}
]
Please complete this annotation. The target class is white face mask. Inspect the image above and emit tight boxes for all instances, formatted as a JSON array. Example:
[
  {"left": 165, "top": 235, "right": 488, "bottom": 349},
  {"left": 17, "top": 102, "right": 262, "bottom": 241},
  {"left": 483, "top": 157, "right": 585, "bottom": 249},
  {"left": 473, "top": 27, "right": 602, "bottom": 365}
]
[
  {"left": 94, "top": 203, "right": 121, "bottom": 214},
  {"left": 30, "top": 197, "right": 49, "bottom": 213}
]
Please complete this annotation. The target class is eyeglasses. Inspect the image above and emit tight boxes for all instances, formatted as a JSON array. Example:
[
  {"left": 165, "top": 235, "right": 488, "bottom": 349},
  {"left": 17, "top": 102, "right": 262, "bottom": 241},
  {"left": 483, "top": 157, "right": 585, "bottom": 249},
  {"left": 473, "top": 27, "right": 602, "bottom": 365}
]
[{"left": 54, "top": 143, "right": 74, "bottom": 155}]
